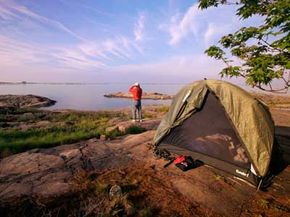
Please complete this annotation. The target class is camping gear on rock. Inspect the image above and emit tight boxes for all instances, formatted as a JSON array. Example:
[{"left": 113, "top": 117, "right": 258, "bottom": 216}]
[
  {"left": 153, "top": 79, "right": 275, "bottom": 187},
  {"left": 174, "top": 155, "right": 196, "bottom": 171}
]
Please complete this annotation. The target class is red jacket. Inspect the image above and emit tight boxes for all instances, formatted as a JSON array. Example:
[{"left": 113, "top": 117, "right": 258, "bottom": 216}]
[{"left": 129, "top": 85, "right": 142, "bottom": 100}]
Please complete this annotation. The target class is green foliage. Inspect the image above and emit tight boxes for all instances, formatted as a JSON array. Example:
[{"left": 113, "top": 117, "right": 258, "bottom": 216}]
[
  {"left": 205, "top": 46, "right": 225, "bottom": 59},
  {"left": 0, "top": 108, "right": 153, "bottom": 157},
  {"left": 125, "top": 125, "right": 146, "bottom": 134},
  {"left": 0, "top": 109, "right": 129, "bottom": 156},
  {"left": 220, "top": 66, "right": 241, "bottom": 77},
  {"left": 200, "top": 0, "right": 290, "bottom": 92}
]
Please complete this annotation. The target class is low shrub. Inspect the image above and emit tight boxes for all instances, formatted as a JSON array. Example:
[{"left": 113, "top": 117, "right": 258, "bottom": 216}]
[{"left": 125, "top": 125, "right": 146, "bottom": 134}]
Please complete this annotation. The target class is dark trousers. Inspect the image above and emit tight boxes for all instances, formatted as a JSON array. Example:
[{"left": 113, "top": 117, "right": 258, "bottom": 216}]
[{"left": 132, "top": 100, "right": 142, "bottom": 120}]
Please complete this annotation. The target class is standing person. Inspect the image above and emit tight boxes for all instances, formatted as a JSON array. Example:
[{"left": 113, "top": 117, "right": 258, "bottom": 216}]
[{"left": 129, "top": 82, "right": 143, "bottom": 122}]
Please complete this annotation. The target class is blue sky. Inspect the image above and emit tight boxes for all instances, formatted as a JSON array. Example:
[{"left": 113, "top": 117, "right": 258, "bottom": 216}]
[{"left": 0, "top": 0, "right": 263, "bottom": 83}]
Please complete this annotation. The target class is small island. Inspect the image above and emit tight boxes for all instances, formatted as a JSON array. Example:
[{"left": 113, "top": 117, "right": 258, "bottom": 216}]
[
  {"left": 104, "top": 92, "right": 173, "bottom": 100},
  {"left": 0, "top": 94, "right": 56, "bottom": 109}
]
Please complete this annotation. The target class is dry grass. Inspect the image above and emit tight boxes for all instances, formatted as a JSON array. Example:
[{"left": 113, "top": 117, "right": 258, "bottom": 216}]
[
  {"left": 65, "top": 164, "right": 220, "bottom": 217},
  {"left": 0, "top": 163, "right": 219, "bottom": 217}
]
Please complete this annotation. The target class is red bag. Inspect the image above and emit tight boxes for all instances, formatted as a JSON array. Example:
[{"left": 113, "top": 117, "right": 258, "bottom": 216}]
[
  {"left": 174, "top": 155, "right": 186, "bottom": 164},
  {"left": 174, "top": 155, "right": 195, "bottom": 171}
]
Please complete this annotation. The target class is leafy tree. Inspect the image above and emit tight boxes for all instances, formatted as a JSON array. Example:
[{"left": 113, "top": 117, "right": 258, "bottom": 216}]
[{"left": 199, "top": 0, "right": 290, "bottom": 92}]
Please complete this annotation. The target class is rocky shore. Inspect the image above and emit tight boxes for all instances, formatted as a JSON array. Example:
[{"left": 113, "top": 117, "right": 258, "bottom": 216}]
[
  {"left": 104, "top": 92, "right": 173, "bottom": 100},
  {"left": 0, "top": 123, "right": 290, "bottom": 216},
  {"left": 0, "top": 95, "right": 56, "bottom": 109},
  {"left": 0, "top": 92, "right": 290, "bottom": 216}
]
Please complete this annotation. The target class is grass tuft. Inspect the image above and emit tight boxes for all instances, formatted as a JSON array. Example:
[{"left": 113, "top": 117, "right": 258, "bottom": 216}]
[
  {"left": 125, "top": 125, "right": 146, "bottom": 134},
  {"left": 105, "top": 128, "right": 123, "bottom": 139},
  {"left": 139, "top": 207, "right": 153, "bottom": 217},
  {"left": 154, "top": 105, "right": 169, "bottom": 113},
  {"left": 258, "top": 199, "right": 270, "bottom": 209}
]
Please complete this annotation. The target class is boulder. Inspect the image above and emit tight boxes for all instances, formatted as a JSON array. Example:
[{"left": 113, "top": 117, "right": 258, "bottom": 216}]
[
  {"left": 0, "top": 131, "right": 155, "bottom": 204},
  {"left": 0, "top": 94, "right": 56, "bottom": 109}
]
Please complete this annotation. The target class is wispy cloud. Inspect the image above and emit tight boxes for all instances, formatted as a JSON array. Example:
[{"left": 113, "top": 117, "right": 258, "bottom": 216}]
[
  {"left": 79, "top": 36, "right": 143, "bottom": 61},
  {"left": 0, "top": 1, "right": 145, "bottom": 73},
  {"left": 0, "top": 33, "right": 144, "bottom": 74},
  {"left": 163, "top": 3, "right": 263, "bottom": 46},
  {"left": 0, "top": 4, "right": 20, "bottom": 20},
  {"left": 0, "top": 35, "right": 43, "bottom": 64},
  {"left": 0, "top": 0, "right": 86, "bottom": 41},
  {"left": 134, "top": 13, "right": 145, "bottom": 42},
  {"left": 53, "top": 48, "right": 106, "bottom": 70},
  {"left": 0, "top": 35, "right": 104, "bottom": 71},
  {"left": 1, "top": 0, "right": 263, "bottom": 83},
  {"left": 203, "top": 23, "right": 229, "bottom": 45},
  {"left": 167, "top": 4, "right": 201, "bottom": 45},
  {"left": 59, "top": 0, "right": 115, "bottom": 17},
  {"left": 104, "top": 53, "right": 225, "bottom": 83}
]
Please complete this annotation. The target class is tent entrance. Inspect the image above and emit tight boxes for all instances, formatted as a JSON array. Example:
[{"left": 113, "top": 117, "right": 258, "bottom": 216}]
[{"left": 159, "top": 91, "right": 251, "bottom": 169}]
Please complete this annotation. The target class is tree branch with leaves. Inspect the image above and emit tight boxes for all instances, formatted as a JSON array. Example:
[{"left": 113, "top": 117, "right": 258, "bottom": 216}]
[{"left": 199, "top": 0, "right": 290, "bottom": 92}]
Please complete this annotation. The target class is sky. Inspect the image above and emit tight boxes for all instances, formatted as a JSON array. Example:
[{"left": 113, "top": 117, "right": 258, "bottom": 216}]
[{"left": 0, "top": 0, "right": 263, "bottom": 83}]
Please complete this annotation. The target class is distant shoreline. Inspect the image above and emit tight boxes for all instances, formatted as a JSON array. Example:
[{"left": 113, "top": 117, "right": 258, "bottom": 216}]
[
  {"left": 104, "top": 92, "right": 173, "bottom": 100},
  {"left": 1, "top": 91, "right": 289, "bottom": 110}
]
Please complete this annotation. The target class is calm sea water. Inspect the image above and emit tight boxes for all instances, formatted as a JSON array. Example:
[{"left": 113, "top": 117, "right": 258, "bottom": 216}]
[{"left": 0, "top": 83, "right": 184, "bottom": 110}]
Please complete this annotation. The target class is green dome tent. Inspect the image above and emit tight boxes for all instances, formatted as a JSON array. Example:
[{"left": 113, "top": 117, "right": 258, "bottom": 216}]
[{"left": 153, "top": 80, "right": 275, "bottom": 186}]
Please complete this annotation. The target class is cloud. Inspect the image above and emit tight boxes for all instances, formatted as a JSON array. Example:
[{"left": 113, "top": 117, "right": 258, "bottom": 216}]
[
  {"left": 0, "top": 33, "right": 144, "bottom": 76},
  {"left": 0, "top": 35, "right": 46, "bottom": 65},
  {"left": 0, "top": 35, "right": 104, "bottom": 71},
  {"left": 0, "top": 1, "right": 145, "bottom": 74},
  {"left": 168, "top": 5, "right": 201, "bottom": 45},
  {"left": 78, "top": 36, "right": 143, "bottom": 61},
  {"left": 58, "top": 0, "right": 115, "bottom": 17},
  {"left": 53, "top": 48, "right": 105, "bottom": 70},
  {"left": 134, "top": 13, "right": 145, "bottom": 42},
  {"left": 0, "top": 0, "right": 85, "bottom": 41},
  {"left": 103, "top": 54, "right": 225, "bottom": 83},
  {"left": 204, "top": 23, "right": 229, "bottom": 45},
  {"left": 0, "top": 31, "right": 224, "bottom": 82},
  {"left": 0, "top": 4, "right": 20, "bottom": 20},
  {"left": 1, "top": 0, "right": 258, "bottom": 84},
  {"left": 164, "top": 3, "right": 265, "bottom": 47}
]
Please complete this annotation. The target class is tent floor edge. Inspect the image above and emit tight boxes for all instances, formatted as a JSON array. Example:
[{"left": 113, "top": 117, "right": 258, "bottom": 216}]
[{"left": 157, "top": 144, "right": 260, "bottom": 187}]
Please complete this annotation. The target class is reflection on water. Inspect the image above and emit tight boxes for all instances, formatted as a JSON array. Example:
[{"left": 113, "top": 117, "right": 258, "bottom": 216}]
[{"left": 0, "top": 83, "right": 184, "bottom": 110}]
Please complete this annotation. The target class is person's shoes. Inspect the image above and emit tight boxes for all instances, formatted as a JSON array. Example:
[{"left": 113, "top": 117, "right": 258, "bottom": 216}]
[
  {"left": 132, "top": 119, "right": 136, "bottom": 123},
  {"left": 139, "top": 119, "right": 143, "bottom": 123}
]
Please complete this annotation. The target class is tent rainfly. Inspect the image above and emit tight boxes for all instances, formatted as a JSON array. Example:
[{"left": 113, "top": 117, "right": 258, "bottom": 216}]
[{"left": 153, "top": 80, "right": 275, "bottom": 186}]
